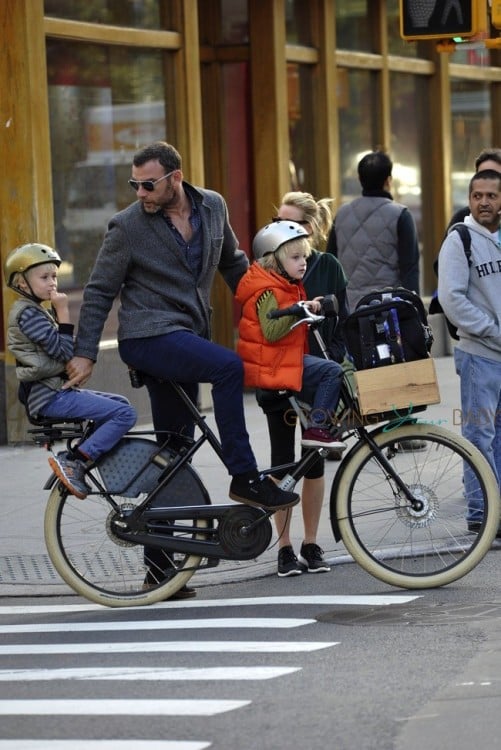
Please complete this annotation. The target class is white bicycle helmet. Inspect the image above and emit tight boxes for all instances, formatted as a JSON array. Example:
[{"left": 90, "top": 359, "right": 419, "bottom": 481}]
[{"left": 252, "top": 220, "right": 309, "bottom": 260}]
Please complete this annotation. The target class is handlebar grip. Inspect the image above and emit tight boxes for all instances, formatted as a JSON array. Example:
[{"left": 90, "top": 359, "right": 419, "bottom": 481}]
[{"left": 267, "top": 303, "right": 306, "bottom": 320}]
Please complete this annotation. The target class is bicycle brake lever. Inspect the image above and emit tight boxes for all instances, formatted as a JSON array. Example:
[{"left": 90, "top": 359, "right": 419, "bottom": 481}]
[{"left": 290, "top": 313, "right": 324, "bottom": 329}]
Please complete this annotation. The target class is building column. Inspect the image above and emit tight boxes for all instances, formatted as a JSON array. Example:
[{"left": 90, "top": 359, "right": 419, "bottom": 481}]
[{"left": 0, "top": 0, "right": 54, "bottom": 443}]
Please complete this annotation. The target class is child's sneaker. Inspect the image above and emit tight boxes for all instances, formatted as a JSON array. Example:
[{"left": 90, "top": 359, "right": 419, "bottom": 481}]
[
  {"left": 277, "top": 546, "right": 303, "bottom": 577},
  {"left": 298, "top": 542, "right": 331, "bottom": 573},
  {"left": 48, "top": 451, "right": 90, "bottom": 499},
  {"left": 301, "top": 428, "right": 346, "bottom": 451}
]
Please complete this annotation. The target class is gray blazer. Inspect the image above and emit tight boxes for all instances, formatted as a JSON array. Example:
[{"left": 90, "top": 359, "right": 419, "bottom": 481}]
[{"left": 74, "top": 182, "right": 249, "bottom": 361}]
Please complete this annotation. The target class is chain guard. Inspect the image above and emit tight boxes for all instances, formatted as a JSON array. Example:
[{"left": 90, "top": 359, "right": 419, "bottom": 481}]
[{"left": 218, "top": 506, "right": 272, "bottom": 558}]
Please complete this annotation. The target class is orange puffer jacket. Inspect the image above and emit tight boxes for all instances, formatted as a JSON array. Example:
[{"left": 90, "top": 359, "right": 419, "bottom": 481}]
[{"left": 235, "top": 262, "right": 307, "bottom": 390}]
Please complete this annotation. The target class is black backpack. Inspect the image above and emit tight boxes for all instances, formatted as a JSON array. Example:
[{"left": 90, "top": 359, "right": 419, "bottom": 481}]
[
  {"left": 343, "top": 287, "right": 433, "bottom": 370},
  {"left": 429, "top": 224, "right": 472, "bottom": 340}
]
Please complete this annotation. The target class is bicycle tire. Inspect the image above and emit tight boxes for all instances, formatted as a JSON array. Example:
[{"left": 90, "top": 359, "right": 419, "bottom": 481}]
[
  {"left": 331, "top": 423, "right": 500, "bottom": 589},
  {"left": 44, "top": 438, "right": 211, "bottom": 607}
]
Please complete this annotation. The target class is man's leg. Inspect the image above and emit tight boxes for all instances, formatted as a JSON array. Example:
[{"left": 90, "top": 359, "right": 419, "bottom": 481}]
[
  {"left": 120, "top": 333, "right": 299, "bottom": 510},
  {"left": 454, "top": 349, "right": 501, "bottom": 521}
]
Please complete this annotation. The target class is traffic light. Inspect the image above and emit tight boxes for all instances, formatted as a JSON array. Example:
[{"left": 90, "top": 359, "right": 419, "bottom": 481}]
[{"left": 400, "top": 1, "right": 483, "bottom": 41}]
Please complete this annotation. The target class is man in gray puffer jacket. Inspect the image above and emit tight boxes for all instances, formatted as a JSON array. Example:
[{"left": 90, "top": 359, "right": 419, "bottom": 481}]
[
  {"left": 327, "top": 149, "right": 420, "bottom": 310},
  {"left": 65, "top": 141, "right": 298, "bottom": 515}
]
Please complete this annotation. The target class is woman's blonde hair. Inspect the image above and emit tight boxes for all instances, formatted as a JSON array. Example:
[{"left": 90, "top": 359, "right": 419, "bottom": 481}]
[
  {"left": 258, "top": 236, "right": 311, "bottom": 272},
  {"left": 277, "top": 191, "right": 334, "bottom": 248}
]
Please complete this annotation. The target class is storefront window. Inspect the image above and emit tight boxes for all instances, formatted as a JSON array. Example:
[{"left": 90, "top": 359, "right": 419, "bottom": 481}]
[
  {"left": 451, "top": 40, "right": 492, "bottom": 66},
  {"left": 335, "top": 0, "right": 372, "bottom": 52},
  {"left": 288, "top": 64, "right": 317, "bottom": 191},
  {"left": 219, "top": 0, "right": 248, "bottom": 44},
  {"left": 389, "top": 72, "right": 422, "bottom": 239},
  {"left": 450, "top": 80, "right": 492, "bottom": 214},
  {"left": 387, "top": 0, "right": 417, "bottom": 57},
  {"left": 44, "top": 0, "right": 163, "bottom": 28},
  {"left": 337, "top": 69, "right": 377, "bottom": 203},
  {"left": 47, "top": 39, "right": 169, "bottom": 338},
  {"left": 286, "top": 0, "right": 313, "bottom": 46}
]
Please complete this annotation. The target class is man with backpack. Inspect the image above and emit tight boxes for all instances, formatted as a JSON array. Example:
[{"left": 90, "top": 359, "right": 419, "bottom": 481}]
[{"left": 438, "top": 169, "right": 501, "bottom": 537}]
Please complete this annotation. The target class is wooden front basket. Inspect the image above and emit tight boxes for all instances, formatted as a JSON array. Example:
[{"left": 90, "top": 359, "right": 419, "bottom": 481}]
[{"left": 354, "top": 358, "right": 441, "bottom": 417}]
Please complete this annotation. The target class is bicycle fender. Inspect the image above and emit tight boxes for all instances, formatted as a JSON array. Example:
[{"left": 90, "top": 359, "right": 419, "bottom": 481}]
[{"left": 44, "top": 473, "right": 58, "bottom": 490}]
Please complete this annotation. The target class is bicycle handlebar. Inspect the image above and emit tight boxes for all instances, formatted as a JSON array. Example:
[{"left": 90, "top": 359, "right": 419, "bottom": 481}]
[
  {"left": 267, "top": 302, "right": 309, "bottom": 320},
  {"left": 267, "top": 294, "right": 339, "bottom": 323}
]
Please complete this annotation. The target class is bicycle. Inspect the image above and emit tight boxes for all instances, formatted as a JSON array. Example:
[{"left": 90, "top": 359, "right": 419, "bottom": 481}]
[{"left": 28, "top": 299, "right": 500, "bottom": 607}]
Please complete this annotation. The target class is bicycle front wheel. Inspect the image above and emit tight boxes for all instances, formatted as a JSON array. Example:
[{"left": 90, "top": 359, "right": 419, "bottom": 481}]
[
  {"left": 332, "top": 423, "right": 500, "bottom": 589},
  {"left": 44, "top": 440, "right": 211, "bottom": 607}
]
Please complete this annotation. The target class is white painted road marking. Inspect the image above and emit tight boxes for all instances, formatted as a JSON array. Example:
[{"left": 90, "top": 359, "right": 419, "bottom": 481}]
[
  {"left": 0, "top": 666, "right": 300, "bottom": 681},
  {"left": 0, "top": 594, "right": 420, "bottom": 616},
  {"left": 0, "top": 640, "right": 338, "bottom": 655},
  {"left": 0, "top": 699, "right": 249, "bottom": 716},
  {"left": 0, "top": 617, "right": 315, "bottom": 634},
  {"left": 0, "top": 744, "right": 210, "bottom": 750}
]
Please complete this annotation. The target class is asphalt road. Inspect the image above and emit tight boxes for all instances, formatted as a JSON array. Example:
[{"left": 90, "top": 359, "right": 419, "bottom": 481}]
[{"left": 1, "top": 546, "right": 501, "bottom": 750}]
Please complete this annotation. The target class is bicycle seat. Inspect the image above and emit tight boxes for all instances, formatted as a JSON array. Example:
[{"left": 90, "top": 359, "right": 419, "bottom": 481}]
[
  {"left": 25, "top": 413, "right": 91, "bottom": 447},
  {"left": 27, "top": 414, "right": 87, "bottom": 428}
]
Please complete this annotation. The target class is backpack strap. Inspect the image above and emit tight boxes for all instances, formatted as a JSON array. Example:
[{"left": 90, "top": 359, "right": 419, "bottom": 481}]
[{"left": 453, "top": 224, "right": 472, "bottom": 266}]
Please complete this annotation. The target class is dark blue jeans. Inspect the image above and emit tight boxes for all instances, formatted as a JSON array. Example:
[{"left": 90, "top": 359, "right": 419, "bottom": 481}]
[{"left": 119, "top": 331, "right": 257, "bottom": 476}]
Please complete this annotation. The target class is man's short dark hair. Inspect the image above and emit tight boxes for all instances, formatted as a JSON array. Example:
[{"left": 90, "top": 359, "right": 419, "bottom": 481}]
[
  {"left": 474, "top": 148, "right": 501, "bottom": 171},
  {"left": 469, "top": 169, "right": 501, "bottom": 195},
  {"left": 357, "top": 150, "right": 393, "bottom": 192},
  {"left": 133, "top": 141, "right": 182, "bottom": 172}
]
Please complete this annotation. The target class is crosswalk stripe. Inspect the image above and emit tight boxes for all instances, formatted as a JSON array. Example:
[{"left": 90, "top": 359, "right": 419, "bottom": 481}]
[
  {"left": 0, "top": 617, "right": 315, "bottom": 635},
  {"left": 0, "top": 743, "right": 210, "bottom": 750},
  {"left": 0, "top": 594, "right": 420, "bottom": 616},
  {"left": 0, "top": 641, "right": 338, "bottom": 655},
  {"left": 0, "top": 666, "right": 300, "bottom": 681},
  {"left": 0, "top": 699, "right": 249, "bottom": 716}
]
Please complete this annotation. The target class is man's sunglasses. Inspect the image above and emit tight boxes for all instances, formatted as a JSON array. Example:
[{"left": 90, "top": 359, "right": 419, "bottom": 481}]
[{"left": 128, "top": 170, "right": 176, "bottom": 192}]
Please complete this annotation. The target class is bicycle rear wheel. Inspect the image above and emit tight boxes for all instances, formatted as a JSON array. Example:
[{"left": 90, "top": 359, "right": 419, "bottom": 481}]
[
  {"left": 331, "top": 423, "right": 500, "bottom": 589},
  {"left": 44, "top": 438, "right": 210, "bottom": 607}
]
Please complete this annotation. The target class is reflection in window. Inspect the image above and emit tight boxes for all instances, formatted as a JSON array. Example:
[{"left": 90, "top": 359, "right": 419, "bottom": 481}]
[
  {"left": 285, "top": 0, "right": 313, "bottom": 46},
  {"left": 386, "top": 0, "right": 417, "bottom": 57},
  {"left": 47, "top": 40, "right": 168, "bottom": 339},
  {"left": 337, "top": 69, "right": 376, "bottom": 204},
  {"left": 219, "top": 0, "right": 249, "bottom": 44},
  {"left": 335, "top": 0, "right": 371, "bottom": 52},
  {"left": 288, "top": 64, "right": 316, "bottom": 191},
  {"left": 451, "top": 41, "right": 492, "bottom": 66},
  {"left": 450, "top": 80, "right": 492, "bottom": 214},
  {"left": 44, "top": 0, "right": 162, "bottom": 28},
  {"left": 389, "top": 73, "right": 422, "bottom": 239}
]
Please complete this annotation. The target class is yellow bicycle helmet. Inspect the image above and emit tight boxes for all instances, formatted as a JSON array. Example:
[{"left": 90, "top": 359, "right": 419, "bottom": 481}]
[{"left": 4, "top": 243, "right": 61, "bottom": 292}]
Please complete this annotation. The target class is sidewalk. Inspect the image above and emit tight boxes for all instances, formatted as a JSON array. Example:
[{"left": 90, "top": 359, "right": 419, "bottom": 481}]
[{"left": 0, "top": 355, "right": 461, "bottom": 597}]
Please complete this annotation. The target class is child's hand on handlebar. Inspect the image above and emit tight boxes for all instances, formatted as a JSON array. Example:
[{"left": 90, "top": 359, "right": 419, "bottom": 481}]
[{"left": 305, "top": 297, "right": 324, "bottom": 314}]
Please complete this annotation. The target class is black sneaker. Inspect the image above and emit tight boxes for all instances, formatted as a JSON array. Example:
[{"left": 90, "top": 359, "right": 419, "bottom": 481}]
[
  {"left": 48, "top": 452, "right": 90, "bottom": 499},
  {"left": 229, "top": 475, "right": 299, "bottom": 510},
  {"left": 298, "top": 542, "right": 331, "bottom": 573},
  {"left": 277, "top": 546, "right": 303, "bottom": 577}
]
